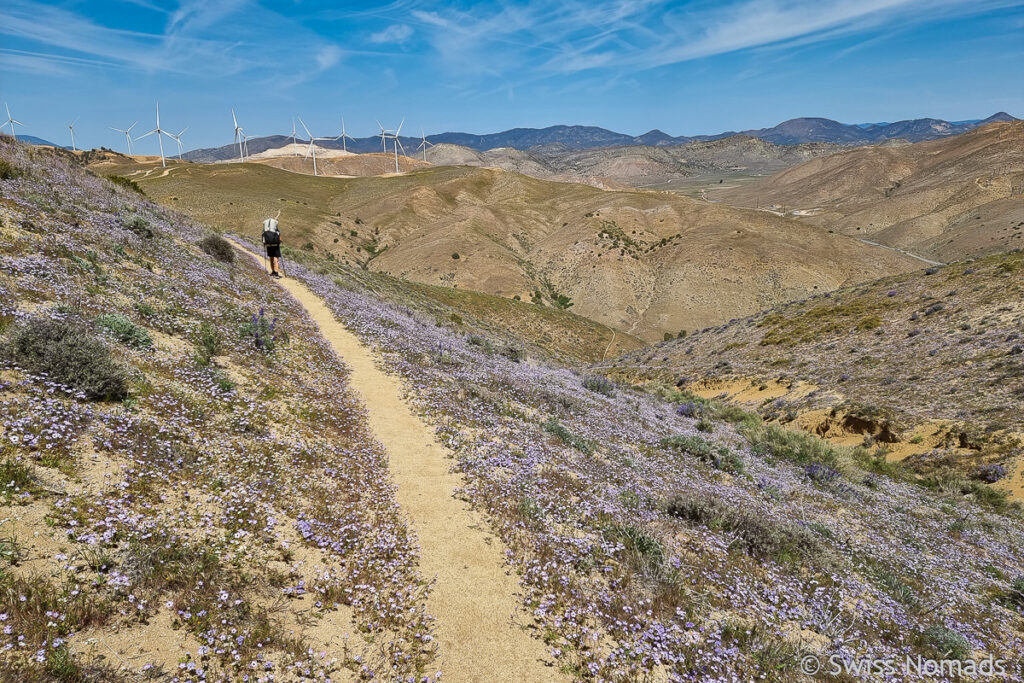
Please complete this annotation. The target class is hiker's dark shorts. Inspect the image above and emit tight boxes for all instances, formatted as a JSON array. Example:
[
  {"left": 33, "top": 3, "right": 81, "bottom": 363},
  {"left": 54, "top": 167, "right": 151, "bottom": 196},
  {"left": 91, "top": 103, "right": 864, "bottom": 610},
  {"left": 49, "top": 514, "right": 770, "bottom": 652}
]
[{"left": 265, "top": 245, "right": 281, "bottom": 258}]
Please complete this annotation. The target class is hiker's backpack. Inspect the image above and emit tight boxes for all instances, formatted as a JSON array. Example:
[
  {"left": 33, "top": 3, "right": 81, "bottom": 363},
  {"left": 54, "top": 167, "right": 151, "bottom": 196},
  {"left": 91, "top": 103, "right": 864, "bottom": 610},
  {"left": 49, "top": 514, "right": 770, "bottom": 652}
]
[{"left": 263, "top": 229, "right": 281, "bottom": 246}]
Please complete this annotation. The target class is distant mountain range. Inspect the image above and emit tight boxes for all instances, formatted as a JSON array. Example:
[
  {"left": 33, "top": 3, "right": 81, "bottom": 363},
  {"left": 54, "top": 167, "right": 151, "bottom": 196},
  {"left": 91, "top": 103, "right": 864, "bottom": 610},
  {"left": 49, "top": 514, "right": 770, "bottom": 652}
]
[
  {"left": 10, "top": 113, "right": 1010, "bottom": 162},
  {"left": 179, "top": 112, "right": 1017, "bottom": 163}
]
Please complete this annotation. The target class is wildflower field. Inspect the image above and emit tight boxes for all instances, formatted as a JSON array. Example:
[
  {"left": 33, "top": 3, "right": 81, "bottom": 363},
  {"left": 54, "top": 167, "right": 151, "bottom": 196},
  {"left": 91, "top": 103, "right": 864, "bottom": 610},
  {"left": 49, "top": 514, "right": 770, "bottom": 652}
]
[
  {"left": 2, "top": 135, "right": 1024, "bottom": 681},
  {"left": 264, "top": 243, "right": 1024, "bottom": 679},
  {"left": 1, "top": 139, "right": 435, "bottom": 680}
]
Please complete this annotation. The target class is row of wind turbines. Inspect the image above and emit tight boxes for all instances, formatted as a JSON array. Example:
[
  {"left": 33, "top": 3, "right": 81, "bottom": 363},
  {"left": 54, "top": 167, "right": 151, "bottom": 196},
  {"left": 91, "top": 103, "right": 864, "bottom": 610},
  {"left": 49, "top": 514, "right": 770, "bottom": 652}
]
[{"left": 2, "top": 101, "right": 436, "bottom": 176}]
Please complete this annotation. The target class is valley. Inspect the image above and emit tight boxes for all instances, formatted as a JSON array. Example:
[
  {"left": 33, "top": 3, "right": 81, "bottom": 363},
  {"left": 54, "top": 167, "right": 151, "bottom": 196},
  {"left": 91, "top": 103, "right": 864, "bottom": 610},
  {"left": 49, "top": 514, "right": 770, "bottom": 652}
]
[{"left": 87, "top": 156, "right": 920, "bottom": 342}]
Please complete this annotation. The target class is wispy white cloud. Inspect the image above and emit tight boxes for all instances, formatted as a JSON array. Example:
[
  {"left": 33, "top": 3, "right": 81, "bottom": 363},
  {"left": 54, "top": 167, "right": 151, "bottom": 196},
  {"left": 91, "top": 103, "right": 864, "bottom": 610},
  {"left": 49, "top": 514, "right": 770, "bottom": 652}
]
[
  {"left": 0, "top": 0, "right": 348, "bottom": 82},
  {"left": 315, "top": 45, "right": 343, "bottom": 70},
  {"left": 369, "top": 24, "right": 414, "bottom": 44},
  {"left": 402, "top": 0, "right": 1024, "bottom": 80}
]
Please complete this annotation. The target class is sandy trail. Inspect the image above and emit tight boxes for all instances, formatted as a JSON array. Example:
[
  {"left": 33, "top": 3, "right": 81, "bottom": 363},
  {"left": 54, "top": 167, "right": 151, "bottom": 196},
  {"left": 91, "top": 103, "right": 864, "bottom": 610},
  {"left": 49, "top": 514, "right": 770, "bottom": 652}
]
[{"left": 229, "top": 239, "right": 559, "bottom": 682}]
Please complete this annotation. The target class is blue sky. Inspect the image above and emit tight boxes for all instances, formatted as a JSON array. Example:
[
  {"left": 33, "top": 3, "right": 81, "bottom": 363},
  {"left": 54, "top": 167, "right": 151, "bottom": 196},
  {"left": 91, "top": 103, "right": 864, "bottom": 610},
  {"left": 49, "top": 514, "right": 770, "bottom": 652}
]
[{"left": 1, "top": 0, "right": 1022, "bottom": 152}]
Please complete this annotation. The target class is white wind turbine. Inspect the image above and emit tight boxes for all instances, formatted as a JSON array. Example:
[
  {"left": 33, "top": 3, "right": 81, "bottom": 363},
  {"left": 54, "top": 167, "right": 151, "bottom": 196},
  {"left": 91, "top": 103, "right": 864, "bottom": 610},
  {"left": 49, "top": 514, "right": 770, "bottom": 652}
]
[
  {"left": 137, "top": 102, "right": 172, "bottom": 168},
  {"left": 376, "top": 119, "right": 392, "bottom": 152},
  {"left": 67, "top": 118, "right": 79, "bottom": 152},
  {"left": 2, "top": 103, "right": 24, "bottom": 142},
  {"left": 231, "top": 109, "right": 247, "bottom": 162},
  {"left": 385, "top": 118, "right": 405, "bottom": 173},
  {"left": 298, "top": 118, "right": 324, "bottom": 176},
  {"left": 243, "top": 133, "right": 257, "bottom": 159},
  {"left": 168, "top": 127, "right": 188, "bottom": 159},
  {"left": 417, "top": 127, "right": 434, "bottom": 162},
  {"left": 288, "top": 117, "right": 299, "bottom": 154},
  {"left": 339, "top": 117, "right": 354, "bottom": 152},
  {"left": 110, "top": 122, "right": 137, "bottom": 154}
]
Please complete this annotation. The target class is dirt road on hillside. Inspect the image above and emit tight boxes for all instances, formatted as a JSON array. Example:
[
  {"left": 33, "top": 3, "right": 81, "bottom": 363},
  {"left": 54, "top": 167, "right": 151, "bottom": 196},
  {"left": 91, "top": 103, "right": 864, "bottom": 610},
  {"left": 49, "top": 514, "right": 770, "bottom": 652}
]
[{"left": 228, "top": 239, "right": 561, "bottom": 682}]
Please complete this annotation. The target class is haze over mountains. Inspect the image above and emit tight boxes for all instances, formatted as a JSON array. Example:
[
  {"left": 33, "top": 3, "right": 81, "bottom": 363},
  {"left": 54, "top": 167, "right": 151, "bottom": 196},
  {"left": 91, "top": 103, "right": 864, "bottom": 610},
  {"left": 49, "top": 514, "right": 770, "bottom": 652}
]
[{"left": 181, "top": 112, "right": 1018, "bottom": 162}]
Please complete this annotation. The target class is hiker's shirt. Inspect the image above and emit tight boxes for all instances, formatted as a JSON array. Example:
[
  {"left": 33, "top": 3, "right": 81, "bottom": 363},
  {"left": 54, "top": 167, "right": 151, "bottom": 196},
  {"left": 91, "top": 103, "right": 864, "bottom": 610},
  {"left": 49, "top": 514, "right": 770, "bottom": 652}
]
[{"left": 262, "top": 218, "right": 280, "bottom": 243}]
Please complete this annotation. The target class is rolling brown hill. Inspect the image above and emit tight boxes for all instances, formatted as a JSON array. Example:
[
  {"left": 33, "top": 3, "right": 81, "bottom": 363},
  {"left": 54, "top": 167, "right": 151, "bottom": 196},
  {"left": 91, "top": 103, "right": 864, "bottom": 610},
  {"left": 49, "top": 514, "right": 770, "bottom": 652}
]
[
  {"left": 714, "top": 121, "right": 1024, "bottom": 261},
  {"left": 425, "top": 135, "right": 841, "bottom": 189},
  {"left": 88, "top": 158, "right": 920, "bottom": 342},
  {"left": 601, "top": 249, "right": 1024, "bottom": 498}
]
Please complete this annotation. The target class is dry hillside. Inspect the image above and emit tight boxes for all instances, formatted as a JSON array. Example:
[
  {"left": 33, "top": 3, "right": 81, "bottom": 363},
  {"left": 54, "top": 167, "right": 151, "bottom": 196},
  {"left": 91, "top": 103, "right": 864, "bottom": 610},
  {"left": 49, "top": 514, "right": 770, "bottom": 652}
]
[
  {"left": 426, "top": 135, "right": 840, "bottom": 189},
  {"left": 603, "top": 250, "right": 1024, "bottom": 497},
  {"left": 89, "top": 159, "right": 921, "bottom": 342},
  {"left": 715, "top": 121, "right": 1024, "bottom": 261}
]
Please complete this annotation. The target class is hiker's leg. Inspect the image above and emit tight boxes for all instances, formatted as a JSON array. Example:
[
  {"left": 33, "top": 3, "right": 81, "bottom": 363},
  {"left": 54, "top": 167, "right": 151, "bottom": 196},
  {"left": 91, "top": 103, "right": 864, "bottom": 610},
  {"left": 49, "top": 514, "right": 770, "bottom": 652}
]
[{"left": 270, "top": 256, "right": 280, "bottom": 273}]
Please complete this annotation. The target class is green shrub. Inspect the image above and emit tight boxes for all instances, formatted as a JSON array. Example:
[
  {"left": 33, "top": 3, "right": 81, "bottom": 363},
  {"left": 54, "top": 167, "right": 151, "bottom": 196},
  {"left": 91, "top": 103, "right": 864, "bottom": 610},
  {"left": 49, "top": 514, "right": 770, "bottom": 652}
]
[
  {"left": 0, "top": 158, "right": 24, "bottom": 181},
  {"left": 104, "top": 174, "right": 145, "bottom": 195},
  {"left": 6, "top": 317, "right": 129, "bottom": 400},
  {"left": 121, "top": 215, "right": 154, "bottom": 239},
  {"left": 195, "top": 322, "right": 222, "bottom": 366},
  {"left": 542, "top": 416, "right": 592, "bottom": 454},
  {"left": 302, "top": 241, "right": 315, "bottom": 251},
  {"left": 582, "top": 375, "right": 615, "bottom": 397},
  {"left": 1008, "top": 576, "right": 1024, "bottom": 608},
  {"left": 451, "top": 252, "right": 460, "bottom": 260},
  {"left": 0, "top": 457, "right": 35, "bottom": 501},
  {"left": 666, "top": 491, "right": 824, "bottom": 563},
  {"left": 661, "top": 435, "right": 744, "bottom": 474},
  {"left": 96, "top": 313, "right": 152, "bottom": 349},
  {"left": 920, "top": 625, "right": 970, "bottom": 660},
  {"left": 198, "top": 234, "right": 235, "bottom": 264},
  {"left": 741, "top": 422, "right": 839, "bottom": 468},
  {"left": 604, "top": 523, "right": 664, "bottom": 577}
]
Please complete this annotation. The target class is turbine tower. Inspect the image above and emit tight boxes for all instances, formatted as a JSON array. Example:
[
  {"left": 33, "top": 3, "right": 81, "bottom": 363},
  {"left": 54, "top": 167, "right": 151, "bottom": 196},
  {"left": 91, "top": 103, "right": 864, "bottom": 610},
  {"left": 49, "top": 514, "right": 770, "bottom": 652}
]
[
  {"left": 68, "top": 118, "right": 79, "bottom": 152},
  {"left": 417, "top": 127, "right": 434, "bottom": 162},
  {"left": 1, "top": 103, "right": 24, "bottom": 142},
  {"left": 110, "top": 122, "right": 137, "bottom": 154},
  {"left": 138, "top": 102, "right": 172, "bottom": 168},
  {"left": 231, "top": 109, "right": 247, "bottom": 162}
]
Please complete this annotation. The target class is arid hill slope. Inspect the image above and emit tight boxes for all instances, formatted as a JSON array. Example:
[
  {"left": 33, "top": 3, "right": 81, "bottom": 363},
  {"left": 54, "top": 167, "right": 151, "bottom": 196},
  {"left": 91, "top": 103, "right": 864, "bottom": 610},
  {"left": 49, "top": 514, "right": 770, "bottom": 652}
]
[
  {"left": 426, "top": 135, "right": 840, "bottom": 189},
  {"left": 716, "top": 121, "right": 1024, "bottom": 261},
  {"left": 92, "top": 159, "right": 922, "bottom": 341},
  {"left": 604, "top": 250, "right": 1024, "bottom": 494}
]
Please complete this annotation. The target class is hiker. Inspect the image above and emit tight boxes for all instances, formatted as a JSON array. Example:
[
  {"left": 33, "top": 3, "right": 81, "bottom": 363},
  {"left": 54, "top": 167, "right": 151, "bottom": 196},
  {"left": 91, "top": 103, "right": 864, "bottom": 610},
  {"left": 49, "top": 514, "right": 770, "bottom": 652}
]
[{"left": 262, "top": 212, "right": 282, "bottom": 278}]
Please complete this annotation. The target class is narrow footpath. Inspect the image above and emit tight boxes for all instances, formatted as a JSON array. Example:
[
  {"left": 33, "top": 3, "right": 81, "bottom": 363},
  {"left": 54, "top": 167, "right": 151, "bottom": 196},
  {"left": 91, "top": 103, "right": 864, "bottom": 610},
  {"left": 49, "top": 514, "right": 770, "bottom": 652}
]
[{"left": 230, "top": 240, "right": 561, "bottom": 682}]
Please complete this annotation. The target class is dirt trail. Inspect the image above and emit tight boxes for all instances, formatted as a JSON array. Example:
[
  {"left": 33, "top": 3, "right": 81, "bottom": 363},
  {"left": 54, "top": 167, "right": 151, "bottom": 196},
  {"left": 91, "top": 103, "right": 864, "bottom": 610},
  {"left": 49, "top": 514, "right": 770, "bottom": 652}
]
[{"left": 229, "top": 240, "right": 559, "bottom": 682}]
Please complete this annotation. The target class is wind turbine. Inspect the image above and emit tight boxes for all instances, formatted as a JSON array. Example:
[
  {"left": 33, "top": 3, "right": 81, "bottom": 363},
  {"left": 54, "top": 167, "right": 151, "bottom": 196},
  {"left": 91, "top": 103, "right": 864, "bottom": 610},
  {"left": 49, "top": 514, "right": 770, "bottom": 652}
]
[
  {"left": 137, "top": 102, "right": 171, "bottom": 168},
  {"left": 67, "top": 118, "right": 79, "bottom": 152},
  {"left": 298, "top": 118, "right": 320, "bottom": 176},
  {"left": 376, "top": 120, "right": 391, "bottom": 152},
  {"left": 417, "top": 127, "right": 434, "bottom": 162},
  {"left": 168, "top": 127, "right": 188, "bottom": 159},
  {"left": 339, "top": 117, "right": 354, "bottom": 152},
  {"left": 231, "top": 109, "right": 247, "bottom": 162},
  {"left": 1, "top": 103, "right": 24, "bottom": 142},
  {"left": 288, "top": 117, "right": 299, "bottom": 153},
  {"left": 243, "top": 133, "right": 257, "bottom": 160},
  {"left": 110, "top": 122, "right": 137, "bottom": 154},
  {"left": 385, "top": 118, "right": 405, "bottom": 173}
]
